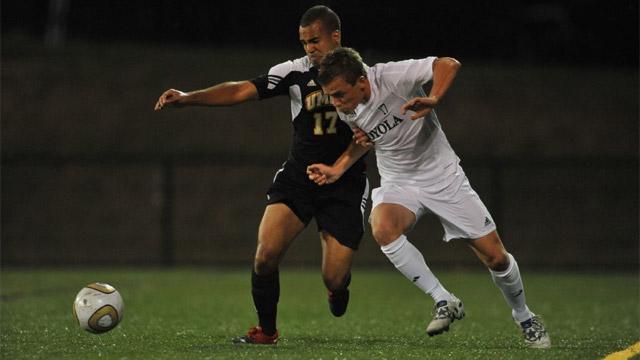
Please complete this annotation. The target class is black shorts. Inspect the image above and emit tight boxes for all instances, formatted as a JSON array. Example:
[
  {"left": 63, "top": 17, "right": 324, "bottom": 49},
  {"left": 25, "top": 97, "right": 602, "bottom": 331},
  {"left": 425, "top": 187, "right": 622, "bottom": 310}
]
[{"left": 266, "top": 161, "right": 369, "bottom": 250}]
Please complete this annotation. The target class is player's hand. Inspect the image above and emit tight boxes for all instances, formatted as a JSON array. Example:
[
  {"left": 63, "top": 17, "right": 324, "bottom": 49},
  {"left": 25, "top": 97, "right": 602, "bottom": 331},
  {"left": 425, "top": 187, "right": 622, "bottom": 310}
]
[
  {"left": 352, "top": 126, "right": 374, "bottom": 149},
  {"left": 154, "top": 89, "right": 187, "bottom": 110},
  {"left": 306, "top": 164, "right": 341, "bottom": 186},
  {"left": 400, "top": 96, "right": 439, "bottom": 120}
]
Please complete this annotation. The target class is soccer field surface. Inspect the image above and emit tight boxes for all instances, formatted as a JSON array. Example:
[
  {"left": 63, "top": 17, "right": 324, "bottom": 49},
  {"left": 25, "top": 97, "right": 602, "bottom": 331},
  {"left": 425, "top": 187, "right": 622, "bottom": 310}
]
[{"left": 1, "top": 268, "right": 637, "bottom": 359}]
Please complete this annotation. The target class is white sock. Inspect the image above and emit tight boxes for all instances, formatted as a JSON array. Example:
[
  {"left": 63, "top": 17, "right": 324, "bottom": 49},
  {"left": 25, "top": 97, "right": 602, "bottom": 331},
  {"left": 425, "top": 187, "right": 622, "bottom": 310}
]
[
  {"left": 490, "top": 253, "right": 532, "bottom": 322},
  {"left": 380, "top": 235, "right": 452, "bottom": 303}
]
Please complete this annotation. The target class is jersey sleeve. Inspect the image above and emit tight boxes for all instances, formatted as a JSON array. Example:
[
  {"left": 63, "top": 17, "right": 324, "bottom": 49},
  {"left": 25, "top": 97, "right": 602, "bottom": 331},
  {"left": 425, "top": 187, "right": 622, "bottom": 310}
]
[
  {"left": 250, "top": 60, "right": 294, "bottom": 100},
  {"left": 336, "top": 110, "right": 354, "bottom": 127},
  {"left": 380, "top": 57, "right": 437, "bottom": 95}
]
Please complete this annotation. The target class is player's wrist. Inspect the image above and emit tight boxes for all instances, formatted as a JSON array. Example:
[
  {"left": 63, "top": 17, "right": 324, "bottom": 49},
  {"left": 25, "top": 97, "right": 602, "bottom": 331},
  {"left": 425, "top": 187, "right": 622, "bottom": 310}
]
[{"left": 330, "top": 164, "right": 347, "bottom": 178}]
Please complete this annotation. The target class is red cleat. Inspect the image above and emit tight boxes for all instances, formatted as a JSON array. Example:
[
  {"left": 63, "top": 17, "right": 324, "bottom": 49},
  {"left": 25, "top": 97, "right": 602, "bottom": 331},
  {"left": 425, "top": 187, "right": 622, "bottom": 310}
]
[{"left": 232, "top": 326, "right": 279, "bottom": 345}]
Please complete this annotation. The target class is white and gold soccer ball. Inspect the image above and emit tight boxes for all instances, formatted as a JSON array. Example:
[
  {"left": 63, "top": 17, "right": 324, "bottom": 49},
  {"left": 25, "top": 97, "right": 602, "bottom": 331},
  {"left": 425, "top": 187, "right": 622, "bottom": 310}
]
[{"left": 73, "top": 283, "right": 124, "bottom": 334}]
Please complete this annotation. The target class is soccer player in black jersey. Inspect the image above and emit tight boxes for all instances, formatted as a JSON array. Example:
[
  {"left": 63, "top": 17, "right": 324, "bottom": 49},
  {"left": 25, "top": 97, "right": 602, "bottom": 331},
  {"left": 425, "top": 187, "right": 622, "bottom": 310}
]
[{"left": 154, "top": 6, "right": 369, "bottom": 344}]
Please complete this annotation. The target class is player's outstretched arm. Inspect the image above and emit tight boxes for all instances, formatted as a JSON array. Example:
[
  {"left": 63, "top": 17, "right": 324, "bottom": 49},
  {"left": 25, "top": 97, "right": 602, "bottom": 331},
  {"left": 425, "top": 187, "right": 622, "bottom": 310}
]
[
  {"left": 307, "top": 138, "right": 369, "bottom": 186},
  {"left": 400, "top": 57, "right": 461, "bottom": 120},
  {"left": 154, "top": 81, "right": 259, "bottom": 110}
]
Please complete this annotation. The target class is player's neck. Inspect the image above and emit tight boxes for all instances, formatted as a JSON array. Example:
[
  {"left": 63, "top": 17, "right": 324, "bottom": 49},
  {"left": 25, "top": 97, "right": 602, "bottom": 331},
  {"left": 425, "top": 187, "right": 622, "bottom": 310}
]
[{"left": 361, "top": 79, "right": 372, "bottom": 104}]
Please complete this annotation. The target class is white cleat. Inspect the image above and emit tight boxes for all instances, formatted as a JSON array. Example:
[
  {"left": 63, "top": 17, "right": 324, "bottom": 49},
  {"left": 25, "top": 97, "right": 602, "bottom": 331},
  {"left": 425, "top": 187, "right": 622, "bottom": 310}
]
[
  {"left": 516, "top": 314, "right": 551, "bottom": 349},
  {"left": 426, "top": 294, "right": 465, "bottom": 336}
]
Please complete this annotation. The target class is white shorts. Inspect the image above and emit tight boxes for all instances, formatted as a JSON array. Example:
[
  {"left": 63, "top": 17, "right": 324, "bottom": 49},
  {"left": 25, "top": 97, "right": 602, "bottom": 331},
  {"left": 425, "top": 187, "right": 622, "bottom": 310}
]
[{"left": 370, "top": 169, "right": 496, "bottom": 242}]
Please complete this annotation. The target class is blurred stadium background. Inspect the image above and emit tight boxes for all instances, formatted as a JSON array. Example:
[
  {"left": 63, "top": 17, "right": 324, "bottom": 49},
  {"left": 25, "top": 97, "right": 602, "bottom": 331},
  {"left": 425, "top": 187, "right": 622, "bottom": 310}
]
[{"left": 1, "top": 0, "right": 638, "bottom": 270}]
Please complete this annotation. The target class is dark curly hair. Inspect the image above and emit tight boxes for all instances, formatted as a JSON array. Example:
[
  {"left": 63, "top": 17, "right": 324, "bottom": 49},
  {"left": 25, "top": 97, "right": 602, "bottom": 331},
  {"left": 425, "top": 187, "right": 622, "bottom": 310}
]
[{"left": 300, "top": 5, "right": 341, "bottom": 34}]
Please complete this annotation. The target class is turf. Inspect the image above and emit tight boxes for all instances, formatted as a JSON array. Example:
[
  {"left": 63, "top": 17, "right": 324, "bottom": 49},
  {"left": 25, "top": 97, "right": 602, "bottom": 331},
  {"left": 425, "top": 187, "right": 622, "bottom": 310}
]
[{"left": 1, "top": 268, "right": 637, "bottom": 359}]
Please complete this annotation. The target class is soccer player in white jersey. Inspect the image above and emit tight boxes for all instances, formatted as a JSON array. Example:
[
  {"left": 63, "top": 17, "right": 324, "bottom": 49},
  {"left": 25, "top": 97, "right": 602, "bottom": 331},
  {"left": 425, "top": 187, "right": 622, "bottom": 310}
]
[{"left": 306, "top": 47, "right": 550, "bottom": 348}]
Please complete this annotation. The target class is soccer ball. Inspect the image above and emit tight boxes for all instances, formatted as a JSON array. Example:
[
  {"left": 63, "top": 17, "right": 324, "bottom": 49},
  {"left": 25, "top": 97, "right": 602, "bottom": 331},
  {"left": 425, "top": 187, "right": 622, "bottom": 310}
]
[{"left": 73, "top": 282, "right": 124, "bottom": 334}]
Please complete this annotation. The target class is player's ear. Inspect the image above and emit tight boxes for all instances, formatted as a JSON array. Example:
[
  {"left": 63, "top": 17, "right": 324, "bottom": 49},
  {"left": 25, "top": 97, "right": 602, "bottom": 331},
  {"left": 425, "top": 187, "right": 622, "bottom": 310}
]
[
  {"left": 357, "top": 75, "right": 369, "bottom": 92},
  {"left": 332, "top": 30, "right": 341, "bottom": 45}
]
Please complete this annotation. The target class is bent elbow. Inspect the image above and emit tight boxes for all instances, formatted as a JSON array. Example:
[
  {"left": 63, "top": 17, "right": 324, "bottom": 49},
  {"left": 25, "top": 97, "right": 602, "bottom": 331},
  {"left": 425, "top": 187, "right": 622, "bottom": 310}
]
[
  {"left": 447, "top": 57, "right": 461, "bottom": 70},
  {"left": 434, "top": 57, "right": 461, "bottom": 74}
]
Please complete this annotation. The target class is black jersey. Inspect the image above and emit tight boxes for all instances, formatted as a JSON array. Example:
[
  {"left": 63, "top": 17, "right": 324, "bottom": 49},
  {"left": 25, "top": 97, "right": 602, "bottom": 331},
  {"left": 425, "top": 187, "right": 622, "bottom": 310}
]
[{"left": 251, "top": 56, "right": 366, "bottom": 177}]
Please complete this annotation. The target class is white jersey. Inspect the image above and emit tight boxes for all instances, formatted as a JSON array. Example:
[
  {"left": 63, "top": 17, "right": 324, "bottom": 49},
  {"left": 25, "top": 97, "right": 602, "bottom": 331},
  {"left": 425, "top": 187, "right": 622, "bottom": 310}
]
[{"left": 338, "top": 58, "right": 460, "bottom": 187}]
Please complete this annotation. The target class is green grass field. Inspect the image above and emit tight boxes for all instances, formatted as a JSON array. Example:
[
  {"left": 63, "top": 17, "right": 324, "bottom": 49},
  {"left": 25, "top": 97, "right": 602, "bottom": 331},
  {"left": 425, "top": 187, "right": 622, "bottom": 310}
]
[{"left": 1, "top": 268, "right": 637, "bottom": 359}]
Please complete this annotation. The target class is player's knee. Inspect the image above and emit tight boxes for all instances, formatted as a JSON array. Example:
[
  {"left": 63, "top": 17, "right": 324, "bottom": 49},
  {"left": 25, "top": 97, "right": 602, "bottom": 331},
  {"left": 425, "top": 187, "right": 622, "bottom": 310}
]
[
  {"left": 322, "top": 271, "right": 349, "bottom": 291},
  {"left": 253, "top": 246, "right": 281, "bottom": 275},
  {"left": 254, "top": 258, "right": 278, "bottom": 275},
  {"left": 372, "top": 225, "right": 402, "bottom": 246},
  {"left": 486, "top": 251, "right": 509, "bottom": 271}
]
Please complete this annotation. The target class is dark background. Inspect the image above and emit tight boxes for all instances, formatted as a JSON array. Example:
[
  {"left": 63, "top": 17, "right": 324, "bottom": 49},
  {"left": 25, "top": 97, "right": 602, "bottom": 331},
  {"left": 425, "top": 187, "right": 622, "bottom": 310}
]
[
  {"left": 1, "top": 1, "right": 638, "bottom": 269},
  {"left": 3, "top": 0, "right": 638, "bottom": 65}
]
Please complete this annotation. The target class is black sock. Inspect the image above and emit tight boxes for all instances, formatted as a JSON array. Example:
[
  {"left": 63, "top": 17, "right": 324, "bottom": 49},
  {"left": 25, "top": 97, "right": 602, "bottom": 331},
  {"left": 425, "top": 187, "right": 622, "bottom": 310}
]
[
  {"left": 329, "top": 273, "right": 351, "bottom": 296},
  {"left": 342, "top": 272, "right": 352, "bottom": 289},
  {"left": 251, "top": 269, "right": 279, "bottom": 336}
]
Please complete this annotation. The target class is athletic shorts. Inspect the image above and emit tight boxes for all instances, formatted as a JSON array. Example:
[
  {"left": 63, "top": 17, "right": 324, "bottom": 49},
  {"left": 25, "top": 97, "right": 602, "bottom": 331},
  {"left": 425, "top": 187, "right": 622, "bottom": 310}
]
[
  {"left": 266, "top": 161, "right": 369, "bottom": 250},
  {"left": 371, "top": 166, "right": 496, "bottom": 242}
]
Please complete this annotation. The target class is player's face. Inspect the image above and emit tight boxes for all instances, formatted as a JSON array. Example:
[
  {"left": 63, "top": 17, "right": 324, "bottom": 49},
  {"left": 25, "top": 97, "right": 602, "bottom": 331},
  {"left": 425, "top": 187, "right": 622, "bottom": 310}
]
[
  {"left": 299, "top": 21, "right": 341, "bottom": 67},
  {"left": 322, "top": 75, "right": 369, "bottom": 113}
]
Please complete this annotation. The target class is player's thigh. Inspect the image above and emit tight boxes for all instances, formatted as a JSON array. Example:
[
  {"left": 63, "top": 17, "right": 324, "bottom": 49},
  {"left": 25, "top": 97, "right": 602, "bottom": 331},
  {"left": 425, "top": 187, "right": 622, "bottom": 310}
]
[
  {"left": 369, "top": 184, "right": 420, "bottom": 245},
  {"left": 257, "top": 203, "right": 305, "bottom": 260},
  {"left": 421, "top": 175, "right": 496, "bottom": 242},
  {"left": 320, "top": 231, "right": 355, "bottom": 289},
  {"left": 314, "top": 174, "right": 369, "bottom": 251},
  {"left": 370, "top": 203, "right": 417, "bottom": 245},
  {"left": 265, "top": 161, "right": 315, "bottom": 226}
]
